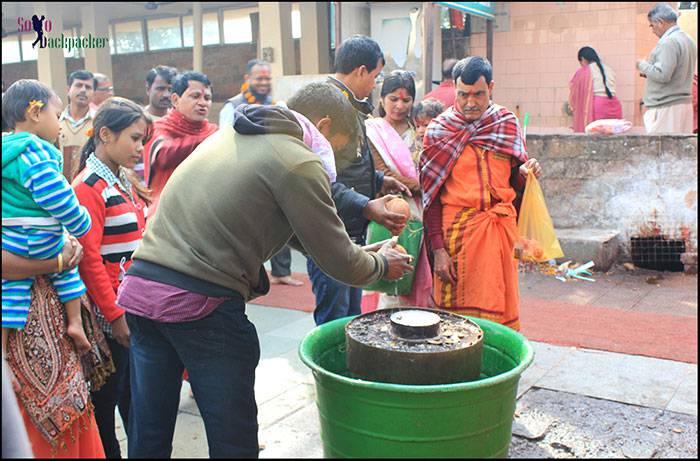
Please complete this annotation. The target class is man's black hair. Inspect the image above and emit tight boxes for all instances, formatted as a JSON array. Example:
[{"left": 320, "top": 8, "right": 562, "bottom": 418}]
[
  {"left": 246, "top": 59, "right": 270, "bottom": 74},
  {"left": 287, "top": 82, "right": 358, "bottom": 140},
  {"left": 452, "top": 56, "right": 493, "bottom": 85},
  {"left": 68, "top": 69, "right": 96, "bottom": 90},
  {"left": 442, "top": 58, "right": 459, "bottom": 80},
  {"left": 171, "top": 71, "right": 211, "bottom": 96},
  {"left": 2, "top": 79, "right": 55, "bottom": 130},
  {"left": 333, "top": 35, "right": 385, "bottom": 74},
  {"left": 146, "top": 65, "right": 178, "bottom": 88}
]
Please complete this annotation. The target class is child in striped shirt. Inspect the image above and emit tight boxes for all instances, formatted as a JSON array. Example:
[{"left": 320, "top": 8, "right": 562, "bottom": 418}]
[{"left": 2, "top": 80, "right": 92, "bottom": 354}]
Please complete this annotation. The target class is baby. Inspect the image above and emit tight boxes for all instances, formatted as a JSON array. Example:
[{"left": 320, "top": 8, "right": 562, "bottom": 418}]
[
  {"left": 412, "top": 98, "right": 445, "bottom": 165},
  {"left": 2, "top": 79, "right": 92, "bottom": 354}
]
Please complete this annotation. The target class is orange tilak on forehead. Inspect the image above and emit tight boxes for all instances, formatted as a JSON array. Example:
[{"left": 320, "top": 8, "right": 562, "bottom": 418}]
[{"left": 396, "top": 88, "right": 410, "bottom": 100}]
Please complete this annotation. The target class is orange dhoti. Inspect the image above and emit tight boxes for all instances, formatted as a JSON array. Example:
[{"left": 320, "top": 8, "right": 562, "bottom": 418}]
[
  {"left": 434, "top": 203, "right": 520, "bottom": 330},
  {"left": 432, "top": 144, "right": 522, "bottom": 330}
]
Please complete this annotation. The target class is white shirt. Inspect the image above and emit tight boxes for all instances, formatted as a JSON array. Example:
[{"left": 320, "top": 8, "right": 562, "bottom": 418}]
[{"left": 590, "top": 63, "right": 616, "bottom": 97}]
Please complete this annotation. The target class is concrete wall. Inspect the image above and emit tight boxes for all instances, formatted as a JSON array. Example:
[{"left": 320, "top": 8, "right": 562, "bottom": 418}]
[
  {"left": 467, "top": 2, "right": 662, "bottom": 129},
  {"left": 2, "top": 39, "right": 302, "bottom": 124},
  {"left": 112, "top": 43, "right": 257, "bottom": 106},
  {"left": 678, "top": 7, "right": 698, "bottom": 49},
  {"left": 2, "top": 56, "right": 91, "bottom": 94},
  {"left": 527, "top": 134, "right": 698, "bottom": 258},
  {"left": 340, "top": 2, "right": 371, "bottom": 39},
  {"left": 274, "top": 74, "right": 329, "bottom": 103},
  {"left": 367, "top": 2, "right": 443, "bottom": 99}
]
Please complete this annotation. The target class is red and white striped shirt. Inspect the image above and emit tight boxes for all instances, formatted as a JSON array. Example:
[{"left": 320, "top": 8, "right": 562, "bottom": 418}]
[{"left": 73, "top": 155, "right": 147, "bottom": 323}]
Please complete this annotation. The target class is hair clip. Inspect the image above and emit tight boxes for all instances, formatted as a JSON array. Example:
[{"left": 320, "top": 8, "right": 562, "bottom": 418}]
[
  {"left": 85, "top": 127, "right": 94, "bottom": 137},
  {"left": 27, "top": 99, "right": 45, "bottom": 111}
]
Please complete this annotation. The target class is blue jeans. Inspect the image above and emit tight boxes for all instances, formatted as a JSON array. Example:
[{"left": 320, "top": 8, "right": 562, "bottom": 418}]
[
  {"left": 126, "top": 297, "right": 260, "bottom": 458},
  {"left": 270, "top": 245, "right": 292, "bottom": 277},
  {"left": 307, "top": 258, "right": 362, "bottom": 326}
]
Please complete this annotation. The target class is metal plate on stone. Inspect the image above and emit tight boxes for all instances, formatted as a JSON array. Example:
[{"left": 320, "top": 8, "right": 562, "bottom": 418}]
[
  {"left": 390, "top": 310, "right": 441, "bottom": 339},
  {"left": 345, "top": 307, "right": 484, "bottom": 385}
]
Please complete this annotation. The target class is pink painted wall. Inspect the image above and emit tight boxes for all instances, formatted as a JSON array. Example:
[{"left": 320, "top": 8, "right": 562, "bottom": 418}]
[{"left": 467, "top": 2, "right": 661, "bottom": 129}]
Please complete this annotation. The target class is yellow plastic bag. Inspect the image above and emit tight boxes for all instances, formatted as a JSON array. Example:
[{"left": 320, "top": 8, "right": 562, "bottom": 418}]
[{"left": 516, "top": 170, "right": 564, "bottom": 262}]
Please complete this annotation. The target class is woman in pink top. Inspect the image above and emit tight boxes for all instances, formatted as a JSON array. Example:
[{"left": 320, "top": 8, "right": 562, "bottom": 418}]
[
  {"left": 366, "top": 70, "right": 432, "bottom": 308},
  {"left": 569, "top": 46, "right": 623, "bottom": 132}
]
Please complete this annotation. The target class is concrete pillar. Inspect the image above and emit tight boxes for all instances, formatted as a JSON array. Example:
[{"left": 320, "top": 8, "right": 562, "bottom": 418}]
[
  {"left": 300, "top": 2, "right": 331, "bottom": 74},
  {"left": 35, "top": 3, "right": 67, "bottom": 101},
  {"left": 431, "top": 6, "right": 442, "bottom": 83},
  {"left": 193, "top": 2, "right": 203, "bottom": 72},
  {"left": 250, "top": 12, "right": 261, "bottom": 59},
  {"left": 81, "top": 3, "right": 112, "bottom": 78},
  {"left": 259, "top": 2, "right": 295, "bottom": 80},
  {"left": 422, "top": 3, "right": 434, "bottom": 96},
  {"left": 486, "top": 19, "right": 493, "bottom": 64}
]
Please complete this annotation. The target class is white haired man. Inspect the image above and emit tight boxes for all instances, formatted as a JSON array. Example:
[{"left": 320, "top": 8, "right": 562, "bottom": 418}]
[{"left": 637, "top": 2, "right": 696, "bottom": 134}]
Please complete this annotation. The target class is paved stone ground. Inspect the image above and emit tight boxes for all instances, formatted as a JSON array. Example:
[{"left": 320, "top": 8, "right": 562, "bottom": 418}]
[
  {"left": 511, "top": 388, "right": 698, "bottom": 459},
  {"left": 111, "top": 252, "right": 697, "bottom": 458},
  {"left": 114, "top": 309, "right": 697, "bottom": 458},
  {"left": 520, "top": 263, "right": 698, "bottom": 317}
]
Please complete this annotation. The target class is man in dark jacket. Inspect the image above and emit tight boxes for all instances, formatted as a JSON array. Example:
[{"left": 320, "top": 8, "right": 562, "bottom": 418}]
[{"left": 308, "top": 35, "right": 410, "bottom": 325}]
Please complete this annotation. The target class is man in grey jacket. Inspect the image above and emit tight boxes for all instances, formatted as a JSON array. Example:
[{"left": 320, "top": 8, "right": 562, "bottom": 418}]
[
  {"left": 219, "top": 59, "right": 303, "bottom": 287},
  {"left": 637, "top": 3, "right": 696, "bottom": 134}
]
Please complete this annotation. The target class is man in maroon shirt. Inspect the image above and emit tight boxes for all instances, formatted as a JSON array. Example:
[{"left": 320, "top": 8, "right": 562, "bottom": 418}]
[
  {"left": 143, "top": 71, "right": 217, "bottom": 215},
  {"left": 423, "top": 58, "right": 459, "bottom": 108}
]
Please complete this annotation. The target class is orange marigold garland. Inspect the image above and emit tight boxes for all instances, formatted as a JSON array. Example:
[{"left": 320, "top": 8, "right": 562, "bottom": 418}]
[
  {"left": 240, "top": 81, "right": 273, "bottom": 104},
  {"left": 240, "top": 82, "right": 257, "bottom": 103}
]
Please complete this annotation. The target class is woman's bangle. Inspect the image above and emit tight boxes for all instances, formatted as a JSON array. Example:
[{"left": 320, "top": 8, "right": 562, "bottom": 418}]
[{"left": 57, "top": 253, "right": 63, "bottom": 273}]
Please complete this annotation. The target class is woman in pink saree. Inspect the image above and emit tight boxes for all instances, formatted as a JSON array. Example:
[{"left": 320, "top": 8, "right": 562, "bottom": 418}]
[
  {"left": 365, "top": 70, "right": 433, "bottom": 308},
  {"left": 569, "top": 46, "right": 623, "bottom": 132}
]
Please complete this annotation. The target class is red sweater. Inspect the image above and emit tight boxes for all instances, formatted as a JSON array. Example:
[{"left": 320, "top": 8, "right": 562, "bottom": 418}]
[
  {"left": 143, "top": 109, "right": 217, "bottom": 215},
  {"left": 423, "top": 81, "right": 456, "bottom": 109},
  {"left": 73, "top": 165, "right": 147, "bottom": 322}
]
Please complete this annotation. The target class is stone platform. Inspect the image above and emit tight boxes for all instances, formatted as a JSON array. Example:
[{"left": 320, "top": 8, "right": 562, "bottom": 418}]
[{"left": 555, "top": 228, "right": 620, "bottom": 271}]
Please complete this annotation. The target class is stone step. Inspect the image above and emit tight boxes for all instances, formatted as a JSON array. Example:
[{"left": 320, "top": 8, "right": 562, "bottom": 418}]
[{"left": 554, "top": 229, "right": 621, "bottom": 272}]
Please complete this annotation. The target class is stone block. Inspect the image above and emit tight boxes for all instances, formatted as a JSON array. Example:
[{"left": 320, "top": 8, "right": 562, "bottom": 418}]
[
  {"left": 680, "top": 252, "right": 698, "bottom": 274},
  {"left": 529, "top": 134, "right": 588, "bottom": 158},
  {"left": 555, "top": 228, "right": 620, "bottom": 272}
]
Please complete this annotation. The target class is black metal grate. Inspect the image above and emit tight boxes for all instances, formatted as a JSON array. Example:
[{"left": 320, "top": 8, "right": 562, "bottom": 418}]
[{"left": 630, "top": 236, "right": 685, "bottom": 272}]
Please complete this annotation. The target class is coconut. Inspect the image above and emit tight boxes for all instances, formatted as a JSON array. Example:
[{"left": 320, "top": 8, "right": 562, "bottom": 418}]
[
  {"left": 386, "top": 197, "right": 410, "bottom": 236},
  {"left": 387, "top": 197, "right": 410, "bottom": 220}
]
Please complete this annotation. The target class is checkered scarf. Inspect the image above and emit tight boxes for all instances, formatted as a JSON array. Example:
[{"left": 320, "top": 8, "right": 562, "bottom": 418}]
[{"left": 419, "top": 103, "right": 528, "bottom": 209}]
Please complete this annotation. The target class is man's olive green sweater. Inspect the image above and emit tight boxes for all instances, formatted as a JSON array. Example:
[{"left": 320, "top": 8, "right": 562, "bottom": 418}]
[{"left": 132, "top": 125, "right": 386, "bottom": 300}]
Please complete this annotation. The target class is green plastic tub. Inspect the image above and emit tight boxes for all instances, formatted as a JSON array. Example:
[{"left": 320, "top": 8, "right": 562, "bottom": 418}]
[{"left": 299, "top": 316, "right": 534, "bottom": 458}]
